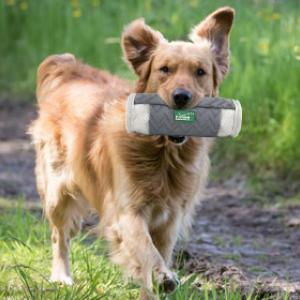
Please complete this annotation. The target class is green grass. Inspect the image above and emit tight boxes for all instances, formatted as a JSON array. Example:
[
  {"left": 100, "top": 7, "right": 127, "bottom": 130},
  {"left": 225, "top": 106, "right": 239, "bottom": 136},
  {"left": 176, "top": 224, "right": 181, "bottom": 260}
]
[
  {"left": 0, "top": 199, "right": 139, "bottom": 299},
  {"left": 0, "top": 0, "right": 300, "bottom": 177},
  {"left": 0, "top": 198, "right": 267, "bottom": 300}
]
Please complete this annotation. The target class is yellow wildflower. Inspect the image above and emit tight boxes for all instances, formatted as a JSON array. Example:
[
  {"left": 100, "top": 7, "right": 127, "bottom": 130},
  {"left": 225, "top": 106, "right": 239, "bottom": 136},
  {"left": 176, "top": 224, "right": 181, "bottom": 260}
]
[
  {"left": 258, "top": 39, "right": 269, "bottom": 56},
  {"left": 144, "top": 0, "right": 152, "bottom": 12},
  {"left": 171, "top": 12, "right": 179, "bottom": 25},
  {"left": 72, "top": 9, "right": 81, "bottom": 18},
  {"left": 71, "top": 0, "right": 79, "bottom": 8},
  {"left": 293, "top": 46, "right": 300, "bottom": 53},
  {"left": 96, "top": 286, "right": 105, "bottom": 295},
  {"left": 5, "top": 0, "right": 15, "bottom": 6},
  {"left": 91, "top": 0, "right": 100, "bottom": 7},
  {"left": 296, "top": 56, "right": 300, "bottom": 61},
  {"left": 271, "top": 12, "right": 281, "bottom": 21},
  {"left": 20, "top": 1, "right": 28, "bottom": 11},
  {"left": 189, "top": 0, "right": 198, "bottom": 8}
]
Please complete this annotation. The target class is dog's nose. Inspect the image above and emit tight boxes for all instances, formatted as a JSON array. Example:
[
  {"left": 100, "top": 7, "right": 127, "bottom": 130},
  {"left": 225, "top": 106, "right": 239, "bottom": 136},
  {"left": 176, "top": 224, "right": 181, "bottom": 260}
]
[{"left": 172, "top": 88, "right": 192, "bottom": 108}]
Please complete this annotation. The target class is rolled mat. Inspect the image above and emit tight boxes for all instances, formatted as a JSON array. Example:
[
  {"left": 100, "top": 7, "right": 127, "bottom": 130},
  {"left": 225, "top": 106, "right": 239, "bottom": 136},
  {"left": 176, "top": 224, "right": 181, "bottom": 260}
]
[{"left": 126, "top": 93, "right": 242, "bottom": 137}]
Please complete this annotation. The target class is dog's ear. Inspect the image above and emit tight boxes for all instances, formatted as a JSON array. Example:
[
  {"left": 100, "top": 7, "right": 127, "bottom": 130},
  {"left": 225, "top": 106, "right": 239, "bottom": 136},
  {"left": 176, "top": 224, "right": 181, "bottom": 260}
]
[
  {"left": 189, "top": 7, "right": 235, "bottom": 77},
  {"left": 122, "top": 19, "right": 165, "bottom": 75}
]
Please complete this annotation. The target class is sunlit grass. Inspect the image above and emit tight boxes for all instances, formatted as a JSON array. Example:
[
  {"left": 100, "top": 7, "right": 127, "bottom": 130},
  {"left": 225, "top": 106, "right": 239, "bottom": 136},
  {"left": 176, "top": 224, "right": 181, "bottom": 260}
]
[
  {"left": 0, "top": 0, "right": 299, "bottom": 176},
  {"left": 0, "top": 199, "right": 140, "bottom": 299}
]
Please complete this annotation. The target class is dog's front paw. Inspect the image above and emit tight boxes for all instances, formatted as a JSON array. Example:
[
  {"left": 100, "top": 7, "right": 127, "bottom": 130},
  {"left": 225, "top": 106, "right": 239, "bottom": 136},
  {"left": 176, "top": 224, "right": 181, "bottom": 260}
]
[
  {"left": 50, "top": 273, "right": 73, "bottom": 286},
  {"left": 156, "top": 270, "right": 180, "bottom": 294}
]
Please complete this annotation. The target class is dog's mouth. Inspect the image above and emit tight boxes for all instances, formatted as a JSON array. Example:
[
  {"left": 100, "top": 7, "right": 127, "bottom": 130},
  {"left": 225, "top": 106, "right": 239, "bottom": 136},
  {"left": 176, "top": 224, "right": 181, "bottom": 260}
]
[{"left": 168, "top": 136, "right": 187, "bottom": 144}]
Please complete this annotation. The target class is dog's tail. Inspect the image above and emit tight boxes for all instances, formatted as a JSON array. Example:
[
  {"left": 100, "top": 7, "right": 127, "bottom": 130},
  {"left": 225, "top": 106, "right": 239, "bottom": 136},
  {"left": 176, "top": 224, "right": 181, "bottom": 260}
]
[{"left": 36, "top": 53, "right": 76, "bottom": 102}]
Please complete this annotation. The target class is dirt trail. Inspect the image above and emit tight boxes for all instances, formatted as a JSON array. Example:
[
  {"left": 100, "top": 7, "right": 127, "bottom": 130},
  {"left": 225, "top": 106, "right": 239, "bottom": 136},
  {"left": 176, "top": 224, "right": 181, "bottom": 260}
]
[
  {"left": 0, "top": 99, "right": 37, "bottom": 199},
  {"left": 0, "top": 98, "right": 299, "bottom": 299},
  {"left": 185, "top": 187, "right": 300, "bottom": 299}
]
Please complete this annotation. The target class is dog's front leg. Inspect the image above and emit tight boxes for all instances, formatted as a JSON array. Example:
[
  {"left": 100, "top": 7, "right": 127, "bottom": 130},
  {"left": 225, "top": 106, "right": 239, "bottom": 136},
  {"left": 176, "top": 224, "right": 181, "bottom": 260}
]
[{"left": 116, "top": 212, "right": 177, "bottom": 295}]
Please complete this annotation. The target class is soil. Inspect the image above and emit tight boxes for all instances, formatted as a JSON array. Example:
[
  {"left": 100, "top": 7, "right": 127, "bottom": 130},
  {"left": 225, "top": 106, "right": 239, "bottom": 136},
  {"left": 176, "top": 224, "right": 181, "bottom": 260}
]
[{"left": 0, "top": 98, "right": 299, "bottom": 299}]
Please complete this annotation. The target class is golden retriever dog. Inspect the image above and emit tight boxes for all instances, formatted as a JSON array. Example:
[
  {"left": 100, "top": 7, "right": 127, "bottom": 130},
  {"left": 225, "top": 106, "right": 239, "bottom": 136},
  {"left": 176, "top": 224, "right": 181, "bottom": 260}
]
[{"left": 29, "top": 7, "right": 234, "bottom": 299}]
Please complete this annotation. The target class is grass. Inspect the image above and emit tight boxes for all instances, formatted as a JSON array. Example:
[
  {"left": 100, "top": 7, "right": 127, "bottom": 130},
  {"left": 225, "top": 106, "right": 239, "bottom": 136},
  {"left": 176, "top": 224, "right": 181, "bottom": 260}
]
[
  {"left": 0, "top": 1, "right": 299, "bottom": 175},
  {"left": 0, "top": 198, "right": 139, "bottom": 299},
  {"left": 0, "top": 197, "right": 271, "bottom": 300}
]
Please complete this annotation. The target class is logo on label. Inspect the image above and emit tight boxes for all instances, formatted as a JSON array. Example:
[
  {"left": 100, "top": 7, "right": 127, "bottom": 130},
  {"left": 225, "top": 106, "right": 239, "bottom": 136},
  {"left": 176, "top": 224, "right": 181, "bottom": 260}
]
[{"left": 174, "top": 110, "right": 196, "bottom": 123}]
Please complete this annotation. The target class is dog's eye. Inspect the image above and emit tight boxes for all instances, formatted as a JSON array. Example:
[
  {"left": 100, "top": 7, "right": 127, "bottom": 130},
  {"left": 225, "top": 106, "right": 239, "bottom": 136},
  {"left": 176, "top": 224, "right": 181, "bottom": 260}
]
[
  {"left": 160, "top": 66, "right": 170, "bottom": 73},
  {"left": 196, "top": 68, "right": 206, "bottom": 76}
]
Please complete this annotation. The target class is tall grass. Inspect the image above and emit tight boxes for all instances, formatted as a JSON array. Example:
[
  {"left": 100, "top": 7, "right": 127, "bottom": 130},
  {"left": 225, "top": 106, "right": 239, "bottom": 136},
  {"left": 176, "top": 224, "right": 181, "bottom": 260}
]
[{"left": 0, "top": 0, "right": 299, "bottom": 177}]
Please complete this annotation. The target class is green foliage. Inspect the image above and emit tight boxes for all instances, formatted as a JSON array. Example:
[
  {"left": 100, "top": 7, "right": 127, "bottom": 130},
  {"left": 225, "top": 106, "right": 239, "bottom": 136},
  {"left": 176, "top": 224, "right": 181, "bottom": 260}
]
[{"left": 0, "top": 0, "right": 299, "bottom": 176}]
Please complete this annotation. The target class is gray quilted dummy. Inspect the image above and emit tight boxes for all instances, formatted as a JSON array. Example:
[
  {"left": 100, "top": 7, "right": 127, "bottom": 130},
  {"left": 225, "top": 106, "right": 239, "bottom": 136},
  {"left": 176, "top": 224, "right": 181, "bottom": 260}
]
[{"left": 126, "top": 93, "right": 242, "bottom": 137}]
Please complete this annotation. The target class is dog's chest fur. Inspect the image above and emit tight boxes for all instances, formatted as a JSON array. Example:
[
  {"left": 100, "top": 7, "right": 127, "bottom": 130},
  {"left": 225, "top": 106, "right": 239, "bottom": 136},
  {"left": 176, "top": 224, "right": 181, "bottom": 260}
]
[{"left": 116, "top": 135, "right": 204, "bottom": 217}]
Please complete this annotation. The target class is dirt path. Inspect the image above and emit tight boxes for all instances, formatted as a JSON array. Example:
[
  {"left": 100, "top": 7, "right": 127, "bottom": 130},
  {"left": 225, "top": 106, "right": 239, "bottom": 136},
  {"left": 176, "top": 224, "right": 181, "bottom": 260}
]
[
  {"left": 0, "top": 98, "right": 37, "bottom": 199},
  {"left": 185, "top": 188, "right": 300, "bottom": 299},
  {"left": 0, "top": 98, "right": 299, "bottom": 299}
]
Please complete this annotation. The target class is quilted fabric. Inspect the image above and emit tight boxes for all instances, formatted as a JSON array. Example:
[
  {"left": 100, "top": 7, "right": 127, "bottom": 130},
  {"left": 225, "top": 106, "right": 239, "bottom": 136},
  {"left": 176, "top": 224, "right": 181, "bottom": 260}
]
[
  {"left": 126, "top": 93, "right": 242, "bottom": 138},
  {"left": 149, "top": 105, "right": 221, "bottom": 137}
]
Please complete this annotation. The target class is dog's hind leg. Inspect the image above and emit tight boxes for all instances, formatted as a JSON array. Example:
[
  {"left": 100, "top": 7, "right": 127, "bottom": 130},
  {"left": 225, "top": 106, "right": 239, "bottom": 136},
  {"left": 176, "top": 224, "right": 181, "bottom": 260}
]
[
  {"left": 45, "top": 181, "right": 82, "bottom": 285},
  {"left": 41, "top": 144, "right": 83, "bottom": 285},
  {"left": 46, "top": 192, "right": 80, "bottom": 285}
]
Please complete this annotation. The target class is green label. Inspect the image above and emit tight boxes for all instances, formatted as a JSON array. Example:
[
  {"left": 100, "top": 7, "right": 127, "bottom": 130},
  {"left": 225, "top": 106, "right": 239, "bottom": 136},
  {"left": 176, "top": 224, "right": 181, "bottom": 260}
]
[{"left": 174, "top": 110, "right": 196, "bottom": 123}]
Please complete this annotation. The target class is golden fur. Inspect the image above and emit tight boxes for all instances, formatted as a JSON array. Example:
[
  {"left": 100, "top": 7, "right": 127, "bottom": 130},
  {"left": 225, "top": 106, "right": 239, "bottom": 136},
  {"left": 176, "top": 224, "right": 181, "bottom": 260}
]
[{"left": 29, "top": 7, "right": 234, "bottom": 299}]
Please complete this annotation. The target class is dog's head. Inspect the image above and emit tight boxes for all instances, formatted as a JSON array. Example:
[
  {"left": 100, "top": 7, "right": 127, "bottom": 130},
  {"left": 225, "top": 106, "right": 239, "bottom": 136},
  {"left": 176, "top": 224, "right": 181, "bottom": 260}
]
[{"left": 122, "top": 7, "right": 235, "bottom": 109}]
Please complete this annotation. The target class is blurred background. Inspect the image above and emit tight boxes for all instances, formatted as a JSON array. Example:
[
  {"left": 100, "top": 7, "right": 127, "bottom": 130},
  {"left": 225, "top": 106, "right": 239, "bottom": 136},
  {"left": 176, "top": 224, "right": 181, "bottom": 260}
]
[
  {"left": 1, "top": 1, "right": 300, "bottom": 298},
  {"left": 1, "top": 0, "right": 299, "bottom": 186}
]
